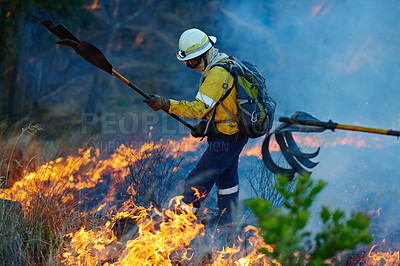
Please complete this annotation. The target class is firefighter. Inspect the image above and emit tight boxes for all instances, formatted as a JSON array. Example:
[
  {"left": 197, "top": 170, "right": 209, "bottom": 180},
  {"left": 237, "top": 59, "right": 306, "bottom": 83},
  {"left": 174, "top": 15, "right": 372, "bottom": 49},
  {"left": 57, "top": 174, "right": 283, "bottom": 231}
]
[{"left": 144, "top": 28, "right": 248, "bottom": 225}]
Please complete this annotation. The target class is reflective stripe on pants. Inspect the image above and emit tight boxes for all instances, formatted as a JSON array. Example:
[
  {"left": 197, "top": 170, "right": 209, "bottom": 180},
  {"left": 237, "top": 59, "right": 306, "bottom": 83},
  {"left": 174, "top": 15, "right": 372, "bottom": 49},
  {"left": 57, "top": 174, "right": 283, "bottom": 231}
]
[{"left": 216, "top": 184, "right": 239, "bottom": 195}]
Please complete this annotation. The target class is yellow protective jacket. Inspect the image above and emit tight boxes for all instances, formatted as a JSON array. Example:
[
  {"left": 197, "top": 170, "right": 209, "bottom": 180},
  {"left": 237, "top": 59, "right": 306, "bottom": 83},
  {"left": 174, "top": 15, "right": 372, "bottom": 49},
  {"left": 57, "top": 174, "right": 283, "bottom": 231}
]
[{"left": 169, "top": 65, "right": 239, "bottom": 135}]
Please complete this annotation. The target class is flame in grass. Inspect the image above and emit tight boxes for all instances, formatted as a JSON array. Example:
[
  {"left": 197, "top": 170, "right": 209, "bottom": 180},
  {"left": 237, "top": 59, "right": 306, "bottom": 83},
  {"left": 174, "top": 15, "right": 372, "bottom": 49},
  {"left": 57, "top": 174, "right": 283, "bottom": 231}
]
[
  {"left": 210, "top": 225, "right": 279, "bottom": 266},
  {"left": 1, "top": 134, "right": 283, "bottom": 265},
  {"left": 2, "top": 136, "right": 203, "bottom": 212},
  {"left": 63, "top": 197, "right": 278, "bottom": 265},
  {"left": 3, "top": 133, "right": 395, "bottom": 264},
  {"left": 364, "top": 243, "right": 400, "bottom": 266},
  {"left": 62, "top": 221, "right": 117, "bottom": 265},
  {"left": 119, "top": 197, "right": 204, "bottom": 265},
  {"left": 61, "top": 197, "right": 204, "bottom": 265},
  {"left": 2, "top": 146, "right": 131, "bottom": 210}
]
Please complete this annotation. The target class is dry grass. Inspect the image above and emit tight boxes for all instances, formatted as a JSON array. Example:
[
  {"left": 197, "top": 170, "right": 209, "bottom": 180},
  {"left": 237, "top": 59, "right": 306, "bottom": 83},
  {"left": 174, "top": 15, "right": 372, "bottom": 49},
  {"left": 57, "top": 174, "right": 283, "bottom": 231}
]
[
  {"left": 0, "top": 124, "right": 43, "bottom": 189},
  {"left": 0, "top": 124, "right": 293, "bottom": 265},
  {"left": 124, "top": 142, "right": 185, "bottom": 210},
  {"left": 244, "top": 159, "right": 295, "bottom": 207},
  {"left": 0, "top": 124, "right": 188, "bottom": 264},
  {"left": 0, "top": 124, "right": 91, "bottom": 265}
]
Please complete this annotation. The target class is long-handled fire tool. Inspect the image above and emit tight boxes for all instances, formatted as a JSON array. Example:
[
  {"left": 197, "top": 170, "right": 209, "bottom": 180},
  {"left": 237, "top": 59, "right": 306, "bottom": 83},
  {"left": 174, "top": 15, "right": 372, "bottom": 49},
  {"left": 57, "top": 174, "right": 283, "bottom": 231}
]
[
  {"left": 262, "top": 111, "right": 400, "bottom": 179},
  {"left": 32, "top": 5, "right": 195, "bottom": 131}
]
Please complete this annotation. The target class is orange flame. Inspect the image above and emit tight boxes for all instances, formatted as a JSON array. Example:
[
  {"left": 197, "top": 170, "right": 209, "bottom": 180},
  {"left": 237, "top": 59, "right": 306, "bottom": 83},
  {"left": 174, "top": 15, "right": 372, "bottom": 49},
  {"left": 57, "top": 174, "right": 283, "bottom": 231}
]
[
  {"left": 366, "top": 244, "right": 400, "bottom": 266},
  {"left": 63, "top": 221, "right": 117, "bottom": 264},
  {"left": 241, "top": 131, "right": 373, "bottom": 160},
  {"left": 119, "top": 197, "right": 204, "bottom": 264},
  {"left": 2, "top": 136, "right": 203, "bottom": 213},
  {"left": 86, "top": 0, "right": 101, "bottom": 10},
  {"left": 63, "top": 200, "right": 280, "bottom": 265},
  {"left": 1, "top": 134, "right": 282, "bottom": 264},
  {"left": 2, "top": 133, "right": 397, "bottom": 264}
]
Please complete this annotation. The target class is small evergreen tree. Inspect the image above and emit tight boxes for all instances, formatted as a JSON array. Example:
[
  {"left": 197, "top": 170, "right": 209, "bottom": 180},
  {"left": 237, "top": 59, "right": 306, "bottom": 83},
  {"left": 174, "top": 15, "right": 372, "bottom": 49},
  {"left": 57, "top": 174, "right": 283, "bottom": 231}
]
[{"left": 247, "top": 174, "right": 372, "bottom": 265}]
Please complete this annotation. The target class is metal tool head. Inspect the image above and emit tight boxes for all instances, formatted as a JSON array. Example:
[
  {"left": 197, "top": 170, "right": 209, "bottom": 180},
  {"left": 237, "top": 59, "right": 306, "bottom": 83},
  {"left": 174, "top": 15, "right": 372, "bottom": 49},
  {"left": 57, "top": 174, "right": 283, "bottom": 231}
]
[
  {"left": 74, "top": 41, "right": 113, "bottom": 74},
  {"left": 262, "top": 133, "right": 297, "bottom": 180},
  {"left": 32, "top": 5, "right": 80, "bottom": 43},
  {"left": 33, "top": 5, "right": 113, "bottom": 75},
  {"left": 275, "top": 111, "right": 326, "bottom": 133},
  {"left": 262, "top": 111, "right": 322, "bottom": 178}
]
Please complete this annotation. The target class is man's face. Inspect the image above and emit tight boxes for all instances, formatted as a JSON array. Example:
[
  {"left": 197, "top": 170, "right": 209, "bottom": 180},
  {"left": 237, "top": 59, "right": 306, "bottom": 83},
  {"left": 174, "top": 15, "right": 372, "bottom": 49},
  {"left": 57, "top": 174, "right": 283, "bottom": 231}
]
[
  {"left": 193, "top": 58, "right": 205, "bottom": 73},
  {"left": 184, "top": 55, "right": 205, "bottom": 73}
]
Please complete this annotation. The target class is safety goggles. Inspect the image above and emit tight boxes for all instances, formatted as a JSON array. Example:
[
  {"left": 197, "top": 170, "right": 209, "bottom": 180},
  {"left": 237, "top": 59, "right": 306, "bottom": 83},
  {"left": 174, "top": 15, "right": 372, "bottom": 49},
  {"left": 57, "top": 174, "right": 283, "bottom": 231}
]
[{"left": 183, "top": 55, "right": 203, "bottom": 69}]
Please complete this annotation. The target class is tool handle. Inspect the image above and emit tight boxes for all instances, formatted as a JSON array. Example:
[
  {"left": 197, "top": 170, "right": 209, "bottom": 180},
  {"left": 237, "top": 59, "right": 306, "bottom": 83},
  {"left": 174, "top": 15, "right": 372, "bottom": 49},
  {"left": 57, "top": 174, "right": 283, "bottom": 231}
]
[
  {"left": 335, "top": 124, "right": 400, "bottom": 137},
  {"left": 279, "top": 117, "right": 400, "bottom": 137},
  {"left": 112, "top": 70, "right": 195, "bottom": 131}
]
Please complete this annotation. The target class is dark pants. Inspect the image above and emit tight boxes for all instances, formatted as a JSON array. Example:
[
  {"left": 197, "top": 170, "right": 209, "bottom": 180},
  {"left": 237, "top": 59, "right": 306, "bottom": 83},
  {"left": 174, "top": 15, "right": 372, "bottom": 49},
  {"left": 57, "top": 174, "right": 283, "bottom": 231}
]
[{"left": 181, "top": 133, "right": 248, "bottom": 223}]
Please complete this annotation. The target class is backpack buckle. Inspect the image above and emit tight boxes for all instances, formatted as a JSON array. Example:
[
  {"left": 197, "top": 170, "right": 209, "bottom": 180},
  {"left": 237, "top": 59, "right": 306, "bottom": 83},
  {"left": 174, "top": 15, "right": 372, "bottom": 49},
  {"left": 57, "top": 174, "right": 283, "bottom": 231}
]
[
  {"left": 250, "top": 98, "right": 258, "bottom": 104},
  {"left": 251, "top": 111, "right": 258, "bottom": 122}
]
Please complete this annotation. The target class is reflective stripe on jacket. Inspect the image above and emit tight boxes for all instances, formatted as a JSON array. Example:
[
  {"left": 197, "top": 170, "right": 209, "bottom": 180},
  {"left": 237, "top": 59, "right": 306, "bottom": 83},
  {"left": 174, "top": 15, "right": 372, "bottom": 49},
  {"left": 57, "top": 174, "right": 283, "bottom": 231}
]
[{"left": 169, "top": 65, "right": 239, "bottom": 135}]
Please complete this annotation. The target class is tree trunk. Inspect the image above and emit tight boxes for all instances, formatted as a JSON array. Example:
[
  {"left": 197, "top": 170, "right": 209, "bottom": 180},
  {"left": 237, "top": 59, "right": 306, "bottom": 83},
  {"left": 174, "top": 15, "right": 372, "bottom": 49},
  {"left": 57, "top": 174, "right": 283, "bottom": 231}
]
[
  {"left": 4, "top": 59, "right": 19, "bottom": 122},
  {"left": 85, "top": 71, "right": 103, "bottom": 114},
  {"left": 84, "top": 0, "right": 120, "bottom": 114},
  {"left": 2, "top": 16, "right": 27, "bottom": 122}
]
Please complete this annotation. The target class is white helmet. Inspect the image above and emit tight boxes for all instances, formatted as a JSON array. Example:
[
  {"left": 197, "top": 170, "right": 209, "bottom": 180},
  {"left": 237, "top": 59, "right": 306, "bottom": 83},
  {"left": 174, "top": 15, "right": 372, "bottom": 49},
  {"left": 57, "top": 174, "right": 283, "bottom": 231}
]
[{"left": 176, "top": 28, "right": 217, "bottom": 61}]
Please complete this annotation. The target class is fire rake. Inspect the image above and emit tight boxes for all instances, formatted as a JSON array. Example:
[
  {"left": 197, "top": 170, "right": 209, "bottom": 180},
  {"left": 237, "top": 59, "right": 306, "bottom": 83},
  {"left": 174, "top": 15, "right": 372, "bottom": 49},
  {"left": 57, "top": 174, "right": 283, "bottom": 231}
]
[{"left": 262, "top": 111, "right": 400, "bottom": 179}]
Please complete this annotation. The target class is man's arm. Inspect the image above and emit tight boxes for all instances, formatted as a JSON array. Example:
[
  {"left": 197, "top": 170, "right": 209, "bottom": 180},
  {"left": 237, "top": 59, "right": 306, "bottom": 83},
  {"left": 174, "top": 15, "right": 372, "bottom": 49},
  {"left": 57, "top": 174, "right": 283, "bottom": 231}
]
[
  {"left": 169, "top": 98, "right": 211, "bottom": 119},
  {"left": 169, "top": 67, "right": 227, "bottom": 119}
]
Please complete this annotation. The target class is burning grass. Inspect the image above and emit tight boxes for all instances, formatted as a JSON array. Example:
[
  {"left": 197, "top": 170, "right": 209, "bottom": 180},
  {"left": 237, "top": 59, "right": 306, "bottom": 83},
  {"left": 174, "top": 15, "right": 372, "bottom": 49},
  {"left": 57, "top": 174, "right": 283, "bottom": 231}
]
[
  {"left": 0, "top": 125, "right": 398, "bottom": 265},
  {"left": 0, "top": 125, "right": 275, "bottom": 265}
]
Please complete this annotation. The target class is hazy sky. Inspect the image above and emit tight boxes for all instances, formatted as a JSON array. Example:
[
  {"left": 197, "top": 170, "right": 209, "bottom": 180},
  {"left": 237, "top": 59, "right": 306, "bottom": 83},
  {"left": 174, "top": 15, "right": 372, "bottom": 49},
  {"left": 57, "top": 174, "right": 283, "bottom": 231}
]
[{"left": 216, "top": 1, "right": 400, "bottom": 126}]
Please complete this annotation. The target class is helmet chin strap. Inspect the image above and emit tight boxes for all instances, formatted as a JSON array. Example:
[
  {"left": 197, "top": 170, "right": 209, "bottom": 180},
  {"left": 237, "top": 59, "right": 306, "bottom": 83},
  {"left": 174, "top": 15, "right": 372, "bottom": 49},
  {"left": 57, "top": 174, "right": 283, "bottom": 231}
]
[
  {"left": 203, "top": 55, "right": 208, "bottom": 69},
  {"left": 199, "top": 49, "right": 214, "bottom": 75}
]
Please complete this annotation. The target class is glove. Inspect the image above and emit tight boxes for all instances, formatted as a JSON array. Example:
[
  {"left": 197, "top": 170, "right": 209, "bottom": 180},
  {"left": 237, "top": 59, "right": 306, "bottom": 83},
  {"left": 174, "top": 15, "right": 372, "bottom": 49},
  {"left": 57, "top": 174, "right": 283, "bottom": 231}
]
[{"left": 143, "top": 94, "right": 170, "bottom": 111}]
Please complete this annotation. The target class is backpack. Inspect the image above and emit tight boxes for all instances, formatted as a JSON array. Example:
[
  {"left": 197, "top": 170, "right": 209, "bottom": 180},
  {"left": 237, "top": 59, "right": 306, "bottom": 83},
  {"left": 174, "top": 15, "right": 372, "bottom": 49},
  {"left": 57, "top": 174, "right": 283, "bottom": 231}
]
[{"left": 212, "top": 56, "right": 276, "bottom": 138}]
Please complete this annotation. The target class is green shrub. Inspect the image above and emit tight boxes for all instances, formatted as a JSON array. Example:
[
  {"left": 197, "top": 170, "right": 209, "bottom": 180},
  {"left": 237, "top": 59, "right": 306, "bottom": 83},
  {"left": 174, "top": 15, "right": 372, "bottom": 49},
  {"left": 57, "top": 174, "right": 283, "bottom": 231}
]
[{"left": 246, "top": 174, "right": 372, "bottom": 265}]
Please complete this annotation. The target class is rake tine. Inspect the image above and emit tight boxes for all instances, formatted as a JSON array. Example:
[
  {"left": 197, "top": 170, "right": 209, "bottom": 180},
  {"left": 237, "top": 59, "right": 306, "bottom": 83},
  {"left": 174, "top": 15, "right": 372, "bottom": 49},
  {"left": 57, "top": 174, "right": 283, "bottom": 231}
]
[
  {"left": 261, "top": 133, "right": 296, "bottom": 179},
  {"left": 283, "top": 131, "right": 320, "bottom": 159},
  {"left": 283, "top": 132, "right": 319, "bottom": 168},
  {"left": 294, "top": 155, "right": 318, "bottom": 169},
  {"left": 275, "top": 132, "right": 311, "bottom": 176}
]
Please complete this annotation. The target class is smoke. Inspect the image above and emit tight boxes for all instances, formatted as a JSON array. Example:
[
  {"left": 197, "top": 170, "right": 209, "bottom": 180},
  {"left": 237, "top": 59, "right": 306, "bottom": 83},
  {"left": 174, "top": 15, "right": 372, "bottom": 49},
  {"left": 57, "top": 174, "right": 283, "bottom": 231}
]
[
  {"left": 214, "top": 0, "right": 400, "bottom": 237},
  {"left": 216, "top": 0, "right": 400, "bottom": 123}
]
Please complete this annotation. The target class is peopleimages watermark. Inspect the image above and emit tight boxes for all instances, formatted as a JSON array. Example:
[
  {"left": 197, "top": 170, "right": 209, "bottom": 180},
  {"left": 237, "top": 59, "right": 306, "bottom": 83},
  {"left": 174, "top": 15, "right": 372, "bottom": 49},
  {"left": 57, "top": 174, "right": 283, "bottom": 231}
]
[
  {"left": 81, "top": 110, "right": 284, "bottom": 137},
  {"left": 87, "top": 139, "right": 209, "bottom": 154},
  {"left": 81, "top": 111, "right": 188, "bottom": 135}
]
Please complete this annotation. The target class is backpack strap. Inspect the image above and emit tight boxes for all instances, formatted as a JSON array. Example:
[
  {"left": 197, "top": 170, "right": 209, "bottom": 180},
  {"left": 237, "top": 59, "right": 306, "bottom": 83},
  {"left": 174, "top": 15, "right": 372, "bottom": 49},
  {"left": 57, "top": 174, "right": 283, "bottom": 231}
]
[
  {"left": 202, "top": 62, "right": 236, "bottom": 134},
  {"left": 212, "top": 59, "right": 237, "bottom": 123},
  {"left": 217, "top": 70, "right": 236, "bottom": 122},
  {"left": 218, "top": 102, "right": 235, "bottom": 123}
]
